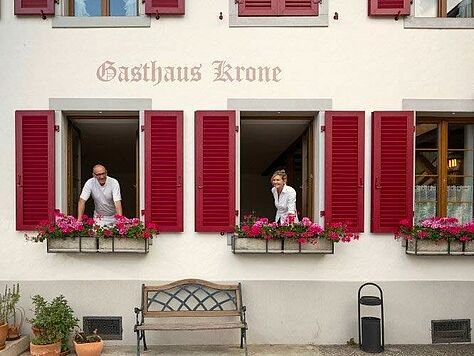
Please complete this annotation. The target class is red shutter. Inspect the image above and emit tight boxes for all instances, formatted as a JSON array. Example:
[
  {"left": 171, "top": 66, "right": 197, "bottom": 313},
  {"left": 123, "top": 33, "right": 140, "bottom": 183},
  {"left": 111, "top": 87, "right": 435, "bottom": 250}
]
[
  {"left": 371, "top": 111, "right": 414, "bottom": 233},
  {"left": 195, "top": 111, "right": 236, "bottom": 233},
  {"left": 325, "top": 111, "right": 364, "bottom": 232},
  {"left": 16, "top": 110, "right": 55, "bottom": 231},
  {"left": 145, "top": 111, "right": 183, "bottom": 232},
  {"left": 279, "top": 0, "right": 318, "bottom": 16},
  {"left": 238, "top": 0, "right": 279, "bottom": 16},
  {"left": 14, "top": 0, "right": 55, "bottom": 15},
  {"left": 368, "top": 0, "right": 410, "bottom": 16},
  {"left": 145, "top": 0, "right": 185, "bottom": 15}
]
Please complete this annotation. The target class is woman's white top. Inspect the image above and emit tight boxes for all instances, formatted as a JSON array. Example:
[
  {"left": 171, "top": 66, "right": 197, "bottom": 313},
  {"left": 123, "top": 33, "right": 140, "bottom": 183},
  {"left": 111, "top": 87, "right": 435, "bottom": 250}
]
[{"left": 271, "top": 184, "right": 299, "bottom": 224}]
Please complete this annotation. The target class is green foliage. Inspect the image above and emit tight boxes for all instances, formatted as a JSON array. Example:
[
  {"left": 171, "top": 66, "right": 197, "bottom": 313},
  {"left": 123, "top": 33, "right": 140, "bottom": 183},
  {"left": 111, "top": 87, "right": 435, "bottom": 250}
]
[
  {"left": 0, "top": 283, "right": 20, "bottom": 325},
  {"left": 29, "top": 295, "right": 78, "bottom": 351}
]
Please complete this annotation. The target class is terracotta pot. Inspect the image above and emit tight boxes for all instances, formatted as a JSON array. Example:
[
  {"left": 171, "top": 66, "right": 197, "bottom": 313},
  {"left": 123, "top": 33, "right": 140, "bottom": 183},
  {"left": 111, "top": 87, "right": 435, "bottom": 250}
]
[
  {"left": 74, "top": 340, "right": 104, "bottom": 356},
  {"left": 29, "top": 341, "right": 61, "bottom": 356},
  {"left": 0, "top": 323, "right": 8, "bottom": 351},
  {"left": 7, "top": 324, "right": 21, "bottom": 341}
]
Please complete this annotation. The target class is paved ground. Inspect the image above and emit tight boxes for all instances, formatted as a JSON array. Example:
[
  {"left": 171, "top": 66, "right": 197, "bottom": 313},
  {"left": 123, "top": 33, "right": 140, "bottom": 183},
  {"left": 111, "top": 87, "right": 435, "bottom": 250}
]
[{"left": 97, "top": 344, "right": 474, "bottom": 356}]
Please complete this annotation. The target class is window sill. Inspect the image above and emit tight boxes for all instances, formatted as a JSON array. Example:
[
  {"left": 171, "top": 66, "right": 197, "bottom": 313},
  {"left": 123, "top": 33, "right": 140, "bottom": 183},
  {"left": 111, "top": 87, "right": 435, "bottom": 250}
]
[
  {"left": 404, "top": 17, "right": 474, "bottom": 29},
  {"left": 47, "top": 236, "right": 150, "bottom": 253},
  {"left": 231, "top": 236, "right": 334, "bottom": 254},
  {"left": 52, "top": 16, "right": 151, "bottom": 28}
]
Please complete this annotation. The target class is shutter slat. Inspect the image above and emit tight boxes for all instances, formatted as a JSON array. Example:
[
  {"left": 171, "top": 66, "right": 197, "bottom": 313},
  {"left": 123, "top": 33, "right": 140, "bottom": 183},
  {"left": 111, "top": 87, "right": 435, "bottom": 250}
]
[
  {"left": 325, "top": 111, "right": 364, "bottom": 233},
  {"left": 16, "top": 110, "right": 55, "bottom": 231},
  {"left": 279, "top": 0, "right": 318, "bottom": 16},
  {"left": 145, "top": 111, "right": 183, "bottom": 232},
  {"left": 145, "top": 0, "right": 184, "bottom": 15},
  {"left": 371, "top": 111, "right": 414, "bottom": 233},
  {"left": 195, "top": 111, "right": 236, "bottom": 233},
  {"left": 14, "top": 0, "right": 55, "bottom": 15},
  {"left": 238, "top": 0, "right": 279, "bottom": 16},
  {"left": 368, "top": 0, "right": 410, "bottom": 16}
]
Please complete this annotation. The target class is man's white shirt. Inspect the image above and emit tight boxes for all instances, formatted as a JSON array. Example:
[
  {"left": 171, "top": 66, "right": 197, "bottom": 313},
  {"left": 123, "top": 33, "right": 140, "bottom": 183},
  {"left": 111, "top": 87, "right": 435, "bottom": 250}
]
[{"left": 80, "top": 176, "right": 121, "bottom": 221}]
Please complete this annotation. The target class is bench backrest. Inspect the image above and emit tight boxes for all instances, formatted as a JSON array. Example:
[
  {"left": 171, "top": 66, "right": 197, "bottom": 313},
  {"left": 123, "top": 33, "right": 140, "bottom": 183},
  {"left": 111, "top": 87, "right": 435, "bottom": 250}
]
[{"left": 142, "top": 279, "right": 243, "bottom": 318}]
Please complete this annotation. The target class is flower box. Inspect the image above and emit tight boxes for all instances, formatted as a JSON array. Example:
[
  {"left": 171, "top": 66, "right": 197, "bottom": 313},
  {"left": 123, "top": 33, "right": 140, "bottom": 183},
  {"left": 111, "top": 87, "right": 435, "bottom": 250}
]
[
  {"left": 47, "top": 237, "right": 98, "bottom": 253},
  {"left": 99, "top": 237, "right": 149, "bottom": 253},
  {"left": 232, "top": 236, "right": 334, "bottom": 254},
  {"left": 406, "top": 239, "right": 474, "bottom": 256},
  {"left": 47, "top": 236, "right": 149, "bottom": 253}
]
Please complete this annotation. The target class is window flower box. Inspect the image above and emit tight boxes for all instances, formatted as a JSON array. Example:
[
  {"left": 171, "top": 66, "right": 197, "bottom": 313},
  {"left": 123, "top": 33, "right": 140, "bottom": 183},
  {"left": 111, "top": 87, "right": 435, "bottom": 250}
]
[
  {"left": 28, "top": 211, "right": 157, "bottom": 254},
  {"left": 396, "top": 217, "right": 474, "bottom": 256},
  {"left": 232, "top": 215, "right": 356, "bottom": 255}
]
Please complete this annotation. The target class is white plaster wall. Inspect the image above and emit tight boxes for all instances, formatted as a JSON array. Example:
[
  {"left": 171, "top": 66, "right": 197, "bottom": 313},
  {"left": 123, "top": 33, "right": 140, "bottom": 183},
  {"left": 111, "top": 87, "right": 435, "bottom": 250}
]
[{"left": 0, "top": 0, "right": 474, "bottom": 334}]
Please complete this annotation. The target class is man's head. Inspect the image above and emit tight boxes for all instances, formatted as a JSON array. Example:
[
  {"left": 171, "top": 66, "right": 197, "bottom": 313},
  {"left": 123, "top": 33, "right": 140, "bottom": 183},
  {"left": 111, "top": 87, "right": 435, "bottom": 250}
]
[{"left": 92, "top": 164, "right": 108, "bottom": 186}]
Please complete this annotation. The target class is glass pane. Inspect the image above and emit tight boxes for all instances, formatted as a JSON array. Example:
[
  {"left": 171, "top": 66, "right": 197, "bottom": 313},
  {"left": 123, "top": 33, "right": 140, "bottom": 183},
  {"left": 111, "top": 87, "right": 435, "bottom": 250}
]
[
  {"left": 416, "top": 123, "right": 438, "bottom": 149},
  {"left": 415, "top": 151, "right": 438, "bottom": 175},
  {"left": 74, "top": 0, "right": 101, "bottom": 16},
  {"left": 110, "top": 0, "right": 138, "bottom": 16},
  {"left": 447, "top": 0, "right": 473, "bottom": 18},
  {"left": 415, "top": 0, "right": 438, "bottom": 17},
  {"left": 415, "top": 183, "right": 437, "bottom": 223},
  {"left": 447, "top": 183, "right": 474, "bottom": 223}
]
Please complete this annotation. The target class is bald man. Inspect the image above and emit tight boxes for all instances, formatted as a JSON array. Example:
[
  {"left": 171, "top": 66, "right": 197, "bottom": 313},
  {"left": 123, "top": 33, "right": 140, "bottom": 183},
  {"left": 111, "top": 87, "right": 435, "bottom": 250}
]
[{"left": 77, "top": 164, "right": 123, "bottom": 226}]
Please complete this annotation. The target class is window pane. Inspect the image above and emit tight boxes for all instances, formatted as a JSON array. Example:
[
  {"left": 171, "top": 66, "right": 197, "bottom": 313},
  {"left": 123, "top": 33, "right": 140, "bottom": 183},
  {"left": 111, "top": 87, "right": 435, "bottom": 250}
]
[
  {"left": 416, "top": 151, "right": 438, "bottom": 175},
  {"left": 447, "top": 182, "right": 473, "bottom": 223},
  {"left": 416, "top": 123, "right": 438, "bottom": 149},
  {"left": 415, "top": 183, "right": 437, "bottom": 223},
  {"left": 74, "top": 0, "right": 101, "bottom": 16},
  {"left": 110, "top": 0, "right": 138, "bottom": 16},
  {"left": 447, "top": 0, "right": 473, "bottom": 18},
  {"left": 415, "top": 0, "right": 438, "bottom": 17}
]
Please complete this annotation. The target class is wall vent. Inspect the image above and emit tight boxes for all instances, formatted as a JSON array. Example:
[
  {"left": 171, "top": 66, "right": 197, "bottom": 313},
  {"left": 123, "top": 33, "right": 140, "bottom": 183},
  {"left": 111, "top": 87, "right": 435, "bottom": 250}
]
[
  {"left": 431, "top": 319, "right": 471, "bottom": 343},
  {"left": 83, "top": 316, "right": 122, "bottom": 340}
]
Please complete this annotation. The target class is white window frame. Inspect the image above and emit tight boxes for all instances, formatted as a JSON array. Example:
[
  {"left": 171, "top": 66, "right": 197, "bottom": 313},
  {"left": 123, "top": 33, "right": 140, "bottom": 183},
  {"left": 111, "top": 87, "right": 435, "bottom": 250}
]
[{"left": 404, "top": 0, "right": 474, "bottom": 29}]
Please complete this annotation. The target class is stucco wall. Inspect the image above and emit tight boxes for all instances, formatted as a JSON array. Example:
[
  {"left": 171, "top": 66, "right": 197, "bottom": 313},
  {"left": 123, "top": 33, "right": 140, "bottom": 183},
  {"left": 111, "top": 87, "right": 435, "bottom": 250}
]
[{"left": 1, "top": 0, "right": 473, "bottom": 344}]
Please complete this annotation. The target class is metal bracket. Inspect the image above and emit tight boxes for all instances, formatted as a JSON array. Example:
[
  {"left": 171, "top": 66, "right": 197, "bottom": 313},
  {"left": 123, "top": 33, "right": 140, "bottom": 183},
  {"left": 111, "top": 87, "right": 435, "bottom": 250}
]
[
  {"left": 394, "top": 10, "right": 401, "bottom": 21},
  {"left": 219, "top": 12, "right": 223, "bottom": 20},
  {"left": 54, "top": 125, "right": 60, "bottom": 132},
  {"left": 41, "top": 10, "right": 46, "bottom": 20}
]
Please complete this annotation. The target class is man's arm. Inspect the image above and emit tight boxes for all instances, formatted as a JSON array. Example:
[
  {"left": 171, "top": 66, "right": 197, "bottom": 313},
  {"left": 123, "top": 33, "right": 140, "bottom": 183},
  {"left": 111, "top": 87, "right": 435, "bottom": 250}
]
[
  {"left": 114, "top": 200, "right": 123, "bottom": 216},
  {"left": 77, "top": 198, "right": 87, "bottom": 221}
]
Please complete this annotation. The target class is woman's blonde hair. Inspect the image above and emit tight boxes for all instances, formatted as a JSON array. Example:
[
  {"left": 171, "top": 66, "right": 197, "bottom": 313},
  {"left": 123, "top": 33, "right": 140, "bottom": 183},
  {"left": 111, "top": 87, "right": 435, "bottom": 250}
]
[{"left": 270, "top": 169, "right": 288, "bottom": 184}]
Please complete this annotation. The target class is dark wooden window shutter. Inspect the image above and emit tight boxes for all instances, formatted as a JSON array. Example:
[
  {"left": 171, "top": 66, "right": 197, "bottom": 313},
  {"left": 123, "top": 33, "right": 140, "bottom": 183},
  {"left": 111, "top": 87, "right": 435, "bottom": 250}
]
[
  {"left": 145, "top": 0, "right": 185, "bottom": 15},
  {"left": 195, "top": 111, "right": 236, "bottom": 233},
  {"left": 145, "top": 111, "right": 183, "bottom": 232},
  {"left": 238, "top": 0, "right": 279, "bottom": 16},
  {"left": 279, "top": 0, "right": 318, "bottom": 16},
  {"left": 371, "top": 111, "right": 414, "bottom": 233},
  {"left": 16, "top": 110, "right": 55, "bottom": 231},
  {"left": 325, "top": 111, "right": 365, "bottom": 232},
  {"left": 14, "top": 0, "right": 55, "bottom": 15},
  {"left": 368, "top": 0, "right": 411, "bottom": 16}
]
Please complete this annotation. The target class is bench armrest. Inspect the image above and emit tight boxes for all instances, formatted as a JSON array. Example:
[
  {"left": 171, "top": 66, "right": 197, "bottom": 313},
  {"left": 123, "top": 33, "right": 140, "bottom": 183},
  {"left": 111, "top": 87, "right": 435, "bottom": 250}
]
[
  {"left": 134, "top": 307, "right": 144, "bottom": 328},
  {"left": 240, "top": 305, "right": 247, "bottom": 325}
]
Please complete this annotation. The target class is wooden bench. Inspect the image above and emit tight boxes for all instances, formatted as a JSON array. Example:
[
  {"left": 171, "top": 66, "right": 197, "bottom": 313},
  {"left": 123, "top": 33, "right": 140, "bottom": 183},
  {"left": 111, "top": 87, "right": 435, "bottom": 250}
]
[{"left": 134, "top": 279, "right": 248, "bottom": 355}]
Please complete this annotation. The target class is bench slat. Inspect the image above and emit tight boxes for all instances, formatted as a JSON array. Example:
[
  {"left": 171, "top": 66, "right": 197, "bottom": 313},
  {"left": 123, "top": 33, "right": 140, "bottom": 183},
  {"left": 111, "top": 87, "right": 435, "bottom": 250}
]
[{"left": 137, "top": 321, "right": 246, "bottom": 331}]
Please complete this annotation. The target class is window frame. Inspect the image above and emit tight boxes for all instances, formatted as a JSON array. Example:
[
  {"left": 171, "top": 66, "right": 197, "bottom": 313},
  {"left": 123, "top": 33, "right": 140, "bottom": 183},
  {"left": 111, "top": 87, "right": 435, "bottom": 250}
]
[{"left": 405, "top": 0, "right": 474, "bottom": 29}]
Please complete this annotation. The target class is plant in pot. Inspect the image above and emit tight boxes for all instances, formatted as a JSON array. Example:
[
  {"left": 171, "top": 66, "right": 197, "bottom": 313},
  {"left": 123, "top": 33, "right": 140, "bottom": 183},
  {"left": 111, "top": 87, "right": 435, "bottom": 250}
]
[
  {"left": 74, "top": 330, "right": 104, "bottom": 356},
  {"left": 0, "top": 286, "right": 11, "bottom": 351},
  {"left": 4, "top": 284, "right": 23, "bottom": 341},
  {"left": 29, "top": 295, "right": 79, "bottom": 355}
]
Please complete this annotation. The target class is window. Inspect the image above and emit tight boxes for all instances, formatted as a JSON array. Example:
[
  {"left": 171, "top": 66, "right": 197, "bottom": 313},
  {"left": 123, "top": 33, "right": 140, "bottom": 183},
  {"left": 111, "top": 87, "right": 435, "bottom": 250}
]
[
  {"left": 415, "top": 0, "right": 473, "bottom": 18},
  {"left": 238, "top": 0, "right": 318, "bottom": 17},
  {"left": 415, "top": 117, "right": 474, "bottom": 223},
  {"left": 68, "top": 0, "right": 138, "bottom": 16}
]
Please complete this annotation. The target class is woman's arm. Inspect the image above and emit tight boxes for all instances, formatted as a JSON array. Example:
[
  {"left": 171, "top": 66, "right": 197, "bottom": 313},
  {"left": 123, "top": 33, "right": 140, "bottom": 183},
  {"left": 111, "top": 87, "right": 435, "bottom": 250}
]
[{"left": 286, "top": 188, "right": 297, "bottom": 216}]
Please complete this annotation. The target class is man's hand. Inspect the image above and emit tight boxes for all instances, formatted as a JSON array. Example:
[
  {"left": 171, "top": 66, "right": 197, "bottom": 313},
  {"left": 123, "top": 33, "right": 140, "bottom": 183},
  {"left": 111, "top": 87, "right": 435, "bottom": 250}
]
[{"left": 77, "top": 198, "right": 86, "bottom": 221}]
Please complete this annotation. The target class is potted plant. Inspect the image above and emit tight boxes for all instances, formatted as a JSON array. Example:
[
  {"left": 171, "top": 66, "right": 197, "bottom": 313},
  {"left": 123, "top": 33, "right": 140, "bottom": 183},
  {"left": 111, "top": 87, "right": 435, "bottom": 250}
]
[
  {"left": 0, "top": 287, "right": 11, "bottom": 351},
  {"left": 4, "top": 283, "right": 23, "bottom": 341},
  {"left": 395, "top": 217, "right": 474, "bottom": 255},
  {"left": 74, "top": 330, "right": 104, "bottom": 356},
  {"left": 29, "top": 295, "right": 79, "bottom": 355}
]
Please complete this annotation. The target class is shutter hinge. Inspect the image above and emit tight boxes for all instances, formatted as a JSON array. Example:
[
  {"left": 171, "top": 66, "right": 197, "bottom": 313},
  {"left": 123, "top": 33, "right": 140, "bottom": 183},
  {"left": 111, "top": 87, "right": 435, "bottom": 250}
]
[
  {"left": 235, "top": 210, "right": 239, "bottom": 216},
  {"left": 141, "top": 125, "right": 145, "bottom": 132},
  {"left": 235, "top": 126, "right": 239, "bottom": 133},
  {"left": 320, "top": 211, "right": 325, "bottom": 217},
  {"left": 54, "top": 125, "right": 60, "bottom": 132},
  {"left": 321, "top": 125, "right": 325, "bottom": 132},
  {"left": 413, "top": 126, "right": 416, "bottom": 133},
  {"left": 141, "top": 209, "right": 145, "bottom": 216}
]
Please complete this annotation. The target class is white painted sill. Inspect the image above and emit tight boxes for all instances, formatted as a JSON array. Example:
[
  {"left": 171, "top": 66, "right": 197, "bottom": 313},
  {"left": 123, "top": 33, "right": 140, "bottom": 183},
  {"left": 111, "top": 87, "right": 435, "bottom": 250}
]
[
  {"left": 404, "top": 16, "right": 474, "bottom": 29},
  {"left": 52, "top": 15, "right": 151, "bottom": 28}
]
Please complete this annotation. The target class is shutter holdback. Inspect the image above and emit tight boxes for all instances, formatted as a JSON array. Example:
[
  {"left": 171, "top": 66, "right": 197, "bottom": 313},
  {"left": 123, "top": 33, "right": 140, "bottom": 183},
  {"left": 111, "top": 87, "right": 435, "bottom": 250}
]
[
  {"left": 394, "top": 10, "right": 401, "bottom": 21},
  {"left": 219, "top": 12, "right": 223, "bottom": 20},
  {"left": 40, "top": 9, "right": 46, "bottom": 20}
]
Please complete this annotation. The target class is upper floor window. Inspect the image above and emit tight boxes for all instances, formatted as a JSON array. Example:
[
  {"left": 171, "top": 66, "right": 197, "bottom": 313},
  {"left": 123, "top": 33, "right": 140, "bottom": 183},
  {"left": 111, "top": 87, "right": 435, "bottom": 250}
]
[
  {"left": 415, "top": 0, "right": 473, "bottom": 18},
  {"left": 69, "top": 0, "right": 138, "bottom": 16},
  {"left": 238, "top": 0, "right": 318, "bottom": 17}
]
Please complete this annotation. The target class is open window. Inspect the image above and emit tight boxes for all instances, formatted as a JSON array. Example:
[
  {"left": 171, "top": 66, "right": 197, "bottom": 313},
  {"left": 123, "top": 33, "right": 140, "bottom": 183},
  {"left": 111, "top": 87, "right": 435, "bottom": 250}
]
[
  {"left": 240, "top": 115, "right": 314, "bottom": 222},
  {"left": 66, "top": 115, "right": 139, "bottom": 218}
]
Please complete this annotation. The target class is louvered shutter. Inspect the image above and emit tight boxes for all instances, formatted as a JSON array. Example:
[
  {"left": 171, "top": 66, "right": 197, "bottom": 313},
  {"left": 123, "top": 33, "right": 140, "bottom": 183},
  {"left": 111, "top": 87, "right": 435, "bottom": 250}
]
[
  {"left": 368, "top": 0, "right": 411, "bottom": 16},
  {"left": 195, "top": 111, "right": 236, "bottom": 233},
  {"left": 371, "top": 111, "right": 414, "bottom": 233},
  {"left": 279, "top": 0, "right": 318, "bottom": 16},
  {"left": 14, "top": 0, "right": 55, "bottom": 15},
  {"left": 238, "top": 0, "right": 279, "bottom": 16},
  {"left": 325, "top": 111, "right": 365, "bottom": 232},
  {"left": 145, "top": 111, "right": 183, "bottom": 232},
  {"left": 145, "top": 0, "right": 185, "bottom": 15},
  {"left": 16, "top": 110, "right": 55, "bottom": 231}
]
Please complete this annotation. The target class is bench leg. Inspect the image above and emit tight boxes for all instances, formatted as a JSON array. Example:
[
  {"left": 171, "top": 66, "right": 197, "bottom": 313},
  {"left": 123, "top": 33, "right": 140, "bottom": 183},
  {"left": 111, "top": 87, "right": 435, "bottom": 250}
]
[
  {"left": 142, "top": 331, "right": 148, "bottom": 351},
  {"left": 136, "top": 329, "right": 141, "bottom": 356},
  {"left": 241, "top": 328, "right": 248, "bottom": 356}
]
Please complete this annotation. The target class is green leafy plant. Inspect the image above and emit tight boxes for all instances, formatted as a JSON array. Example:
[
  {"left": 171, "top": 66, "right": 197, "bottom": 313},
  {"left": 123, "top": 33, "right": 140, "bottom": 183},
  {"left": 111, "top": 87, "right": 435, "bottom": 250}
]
[
  {"left": 0, "top": 284, "right": 20, "bottom": 325},
  {"left": 29, "top": 295, "right": 79, "bottom": 351}
]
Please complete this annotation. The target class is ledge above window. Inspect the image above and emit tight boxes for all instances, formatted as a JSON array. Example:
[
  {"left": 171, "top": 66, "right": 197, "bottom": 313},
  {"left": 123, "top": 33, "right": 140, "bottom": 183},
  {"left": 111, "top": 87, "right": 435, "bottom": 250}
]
[
  {"left": 228, "top": 0, "right": 329, "bottom": 28},
  {"left": 404, "top": 16, "right": 474, "bottom": 29},
  {"left": 52, "top": 15, "right": 151, "bottom": 28}
]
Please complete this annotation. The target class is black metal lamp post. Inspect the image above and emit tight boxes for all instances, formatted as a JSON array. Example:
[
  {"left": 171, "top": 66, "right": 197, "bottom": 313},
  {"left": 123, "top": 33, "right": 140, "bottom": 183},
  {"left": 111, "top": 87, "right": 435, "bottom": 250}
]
[{"left": 358, "top": 282, "right": 384, "bottom": 353}]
